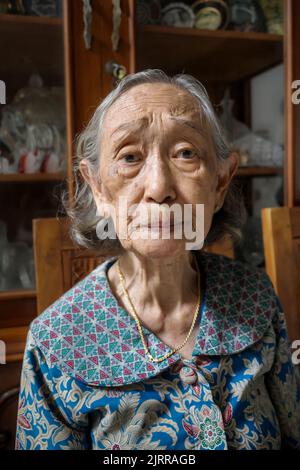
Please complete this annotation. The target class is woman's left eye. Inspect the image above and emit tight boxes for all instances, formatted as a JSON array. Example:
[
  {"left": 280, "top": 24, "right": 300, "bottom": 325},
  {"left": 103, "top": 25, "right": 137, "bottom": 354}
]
[{"left": 175, "top": 149, "right": 198, "bottom": 160}]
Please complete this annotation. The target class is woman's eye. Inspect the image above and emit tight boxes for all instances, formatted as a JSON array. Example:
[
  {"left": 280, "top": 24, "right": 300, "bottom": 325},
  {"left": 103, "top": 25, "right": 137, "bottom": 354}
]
[
  {"left": 176, "top": 149, "right": 198, "bottom": 160},
  {"left": 121, "top": 154, "right": 140, "bottom": 164}
]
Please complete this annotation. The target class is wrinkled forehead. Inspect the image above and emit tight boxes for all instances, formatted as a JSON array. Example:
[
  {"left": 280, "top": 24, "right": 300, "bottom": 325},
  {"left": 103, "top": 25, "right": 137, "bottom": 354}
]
[{"left": 102, "top": 83, "right": 204, "bottom": 133}]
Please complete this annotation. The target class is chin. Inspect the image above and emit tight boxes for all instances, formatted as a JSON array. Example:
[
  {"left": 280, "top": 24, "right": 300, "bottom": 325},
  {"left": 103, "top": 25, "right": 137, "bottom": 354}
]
[{"left": 129, "top": 238, "right": 188, "bottom": 259}]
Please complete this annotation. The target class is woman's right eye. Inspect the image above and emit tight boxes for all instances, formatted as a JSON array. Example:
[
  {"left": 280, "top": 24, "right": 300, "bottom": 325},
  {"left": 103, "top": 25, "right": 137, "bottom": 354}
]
[{"left": 120, "top": 154, "right": 141, "bottom": 164}]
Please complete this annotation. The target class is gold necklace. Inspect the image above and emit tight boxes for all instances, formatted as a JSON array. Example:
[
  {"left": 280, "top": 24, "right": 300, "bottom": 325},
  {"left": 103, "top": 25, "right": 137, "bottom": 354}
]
[{"left": 116, "top": 255, "right": 201, "bottom": 363}]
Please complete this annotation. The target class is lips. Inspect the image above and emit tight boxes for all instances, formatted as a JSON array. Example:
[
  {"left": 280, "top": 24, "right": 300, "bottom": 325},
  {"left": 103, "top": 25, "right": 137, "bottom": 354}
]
[{"left": 139, "top": 221, "right": 182, "bottom": 229}]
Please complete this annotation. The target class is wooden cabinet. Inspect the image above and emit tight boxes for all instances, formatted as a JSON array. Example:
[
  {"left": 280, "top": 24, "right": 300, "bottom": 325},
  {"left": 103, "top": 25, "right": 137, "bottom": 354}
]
[
  {"left": 0, "top": 0, "right": 299, "bottom": 449},
  {"left": 66, "top": 0, "right": 288, "bottom": 215},
  {"left": 0, "top": 3, "right": 68, "bottom": 449},
  {"left": 66, "top": 0, "right": 286, "bottom": 263},
  {"left": 0, "top": 7, "right": 68, "bottom": 336}
]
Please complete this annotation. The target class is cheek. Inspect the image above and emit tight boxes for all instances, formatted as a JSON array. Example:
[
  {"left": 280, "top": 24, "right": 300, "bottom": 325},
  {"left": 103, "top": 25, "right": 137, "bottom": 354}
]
[
  {"left": 103, "top": 161, "right": 146, "bottom": 202},
  {"left": 179, "top": 169, "right": 216, "bottom": 205},
  {"left": 177, "top": 171, "right": 217, "bottom": 232},
  {"left": 99, "top": 166, "right": 146, "bottom": 228},
  {"left": 100, "top": 162, "right": 126, "bottom": 202},
  {"left": 106, "top": 161, "right": 119, "bottom": 178}
]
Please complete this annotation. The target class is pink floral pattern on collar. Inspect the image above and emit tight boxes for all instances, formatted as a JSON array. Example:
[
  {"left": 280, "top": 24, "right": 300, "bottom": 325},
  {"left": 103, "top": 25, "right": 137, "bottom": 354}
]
[{"left": 30, "top": 252, "right": 278, "bottom": 387}]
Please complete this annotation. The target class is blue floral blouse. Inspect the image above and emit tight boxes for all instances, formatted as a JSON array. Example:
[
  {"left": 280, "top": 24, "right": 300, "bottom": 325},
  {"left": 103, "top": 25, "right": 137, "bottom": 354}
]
[{"left": 15, "top": 251, "right": 300, "bottom": 450}]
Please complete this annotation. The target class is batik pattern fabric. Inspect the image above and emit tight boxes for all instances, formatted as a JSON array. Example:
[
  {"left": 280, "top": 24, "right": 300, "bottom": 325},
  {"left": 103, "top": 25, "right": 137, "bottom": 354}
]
[{"left": 15, "top": 251, "right": 300, "bottom": 450}]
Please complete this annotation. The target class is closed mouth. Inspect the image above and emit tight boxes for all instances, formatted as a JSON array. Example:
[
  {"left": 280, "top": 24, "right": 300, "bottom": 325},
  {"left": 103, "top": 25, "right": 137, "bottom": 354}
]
[{"left": 140, "top": 221, "right": 183, "bottom": 229}]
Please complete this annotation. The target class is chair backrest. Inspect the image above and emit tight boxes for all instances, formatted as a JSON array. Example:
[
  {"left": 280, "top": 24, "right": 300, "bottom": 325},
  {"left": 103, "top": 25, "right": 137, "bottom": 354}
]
[
  {"left": 33, "top": 217, "right": 120, "bottom": 314},
  {"left": 33, "top": 217, "right": 234, "bottom": 314},
  {"left": 261, "top": 206, "right": 300, "bottom": 342}
]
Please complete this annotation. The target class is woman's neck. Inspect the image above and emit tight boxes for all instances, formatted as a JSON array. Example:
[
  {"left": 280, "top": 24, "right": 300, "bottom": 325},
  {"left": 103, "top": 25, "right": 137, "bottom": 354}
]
[{"left": 108, "top": 251, "right": 200, "bottom": 333}]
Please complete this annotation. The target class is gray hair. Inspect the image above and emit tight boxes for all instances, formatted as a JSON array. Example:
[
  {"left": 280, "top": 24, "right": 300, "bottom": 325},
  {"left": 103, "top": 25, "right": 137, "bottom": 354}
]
[{"left": 63, "top": 69, "right": 246, "bottom": 251}]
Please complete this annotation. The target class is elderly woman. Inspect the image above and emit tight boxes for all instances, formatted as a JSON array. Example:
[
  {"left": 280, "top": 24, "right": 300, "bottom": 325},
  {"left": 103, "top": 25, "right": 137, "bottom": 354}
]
[{"left": 16, "top": 69, "right": 300, "bottom": 450}]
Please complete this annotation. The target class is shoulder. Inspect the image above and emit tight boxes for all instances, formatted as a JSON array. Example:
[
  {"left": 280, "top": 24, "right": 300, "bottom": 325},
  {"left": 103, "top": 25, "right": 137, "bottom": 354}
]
[
  {"left": 28, "top": 257, "right": 118, "bottom": 379},
  {"left": 195, "top": 251, "right": 281, "bottom": 355},
  {"left": 31, "top": 256, "right": 114, "bottom": 326},
  {"left": 26, "top": 255, "right": 176, "bottom": 387},
  {"left": 199, "top": 251, "right": 277, "bottom": 298}
]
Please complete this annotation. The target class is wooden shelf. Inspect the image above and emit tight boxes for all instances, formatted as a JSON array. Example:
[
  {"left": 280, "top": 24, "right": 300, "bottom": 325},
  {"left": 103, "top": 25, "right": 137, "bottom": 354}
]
[
  {"left": 0, "top": 172, "right": 65, "bottom": 182},
  {"left": 0, "top": 13, "right": 62, "bottom": 26},
  {"left": 0, "top": 290, "right": 36, "bottom": 301},
  {"left": 137, "top": 25, "right": 283, "bottom": 81},
  {"left": 236, "top": 166, "right": 283, "bottom": 177}
]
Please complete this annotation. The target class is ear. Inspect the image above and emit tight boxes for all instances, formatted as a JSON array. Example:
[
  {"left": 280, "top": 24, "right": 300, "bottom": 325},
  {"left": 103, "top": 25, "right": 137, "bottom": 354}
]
[
  {"left": 214, "top": 151, "right": 239, "bottom": 209},
  {"left": 79, "top": 159, "right": 111, "bottom": 218}
]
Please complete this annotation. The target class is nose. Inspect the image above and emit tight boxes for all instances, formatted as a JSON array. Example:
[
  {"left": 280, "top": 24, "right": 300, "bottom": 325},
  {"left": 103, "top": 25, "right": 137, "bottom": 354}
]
[{"left": 143, "top": 154, "right": 176, "bottom": 204}]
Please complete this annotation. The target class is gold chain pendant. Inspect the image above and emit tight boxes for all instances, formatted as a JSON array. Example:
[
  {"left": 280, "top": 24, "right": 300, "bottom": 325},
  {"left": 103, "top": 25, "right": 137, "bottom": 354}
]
[{"left": 116, "top": 255, "right": 201, "bottom": 363}]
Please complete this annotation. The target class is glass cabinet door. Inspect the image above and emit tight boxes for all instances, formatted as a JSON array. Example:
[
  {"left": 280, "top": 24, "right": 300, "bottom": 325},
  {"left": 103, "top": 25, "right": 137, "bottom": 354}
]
[{"left": 0, "top": 0, "right": 67, "bottom": 326}]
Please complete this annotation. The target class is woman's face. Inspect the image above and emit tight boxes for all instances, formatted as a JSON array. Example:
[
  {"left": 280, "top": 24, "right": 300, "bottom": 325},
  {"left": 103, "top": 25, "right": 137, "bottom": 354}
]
[{"left": 83, "top": 83, "right": 238, "bottom": 259}]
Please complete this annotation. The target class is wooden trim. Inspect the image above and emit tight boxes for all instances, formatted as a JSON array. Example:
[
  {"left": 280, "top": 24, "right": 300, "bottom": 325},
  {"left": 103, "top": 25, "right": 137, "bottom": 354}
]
[
  {"left": 0, "top": 326, "right": 28, "bottom": 363},
  {"left": 63, "top": 0, "right": 76, "bottom": 208},
  {"left": 236, "top": 167, "right": 283, "bottom": 177},
  {"left": 284, "top": 0, "right": 293, "bottom": 207},
  {"left": 0, "top": 172, "right": 65, "bottom": 182},
  {"left": 284, "top": 0, "right": 300, "bottom": 207},
  {"left": 128, "top": 0, "right": 137, "bottom": 73},
  {"left": 0, "top": 13, "right": 62, "bottom": 26},
  {"left": 139, "top": 24, "right": 283, "bottom": 42},
  {"left": 33, "top": 218, "right": 65, "bottom": 314},
  {"left": 290, "top": 209, "right": 300, "bottom": 237},
  {"left": 261, "top": 208, "right": 278, "bottom": 287},
  {"left": 0, "top": 290, "right": 36, "bottom": 301}
]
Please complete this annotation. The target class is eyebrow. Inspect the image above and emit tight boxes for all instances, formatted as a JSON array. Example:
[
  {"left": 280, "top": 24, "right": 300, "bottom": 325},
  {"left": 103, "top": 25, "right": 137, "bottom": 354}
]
[
  {"left": 111, "top": 118, "right": 148, "bottom": 137},
  {"left": 111, "top": 116, "right": 206, "bottom": 139},
  {"left": 169, "top": 117, "right": 206, "bottom": 136}
]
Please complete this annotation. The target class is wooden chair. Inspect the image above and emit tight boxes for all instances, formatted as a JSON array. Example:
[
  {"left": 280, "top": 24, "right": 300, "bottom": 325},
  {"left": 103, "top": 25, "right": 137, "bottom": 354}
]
[
  {"left": 32, "top": 217, "right": 120, "bottom": 314},
  {"left": 261, "top": 206, "right": 300, "bottom": 342},
  {"left": 33, "top": 217, "right": 234, "bottom": 315}
]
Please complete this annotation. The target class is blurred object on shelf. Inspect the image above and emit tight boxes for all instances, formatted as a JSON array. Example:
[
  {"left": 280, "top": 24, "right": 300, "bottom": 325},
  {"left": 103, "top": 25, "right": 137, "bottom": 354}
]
[
  {"left": 40, "top": 150, "right": 60, "bottom": 172},
  {"left": 136, "top": 0, "right": 281, "bottom": 33},
  {"left": 220, "top": 89, "right": 283, "bottom": 166},
  {"left": 0, "top": 1, "right": 10, "bottom": 13},
  {"left": 136, "top": 0, "right": 162, "bottom": 25},
  {"left": 0, "top": 73, "right": 66, "bottom": 174},
  {"left": 0, "top": 140, "right": 13, "bottom": 173},
  {"left": 0, "top": 220, "right": 8, "bottom": 290},
  {"left": 236, "top": 215, "right": 265, "bottom": 267},
  {"left": 18, "top": 125, "right": 61, "bottom": 173},
  {"left": 23, "top": 0, "right": 62, "bottom": 17},
  {"left": 0, "top": 220, "right": 35, "bottom": 291},
  {"left": 161, "top": 2, "right": 195, "bottom": 28},
  {"left": 227, "top": 0, "right": 267, "bottom": 32},
  {"left": 1, "top": 0, "right": 26, "bottom": 14},
  {"left": 18, "top": 147, "right": 44, "bottom": 174},
  {"left": 260, "top": 0, "right": 283, "bottom": 35},
  {"left": 232, "top": 133, "right": 283, "bottom": 167},
  {"left": 275, "top": 178, "right": 284, "bottom": 206},
  {"left": 0, "top": 220, "right": 7, "bottom": 249},
  {"left": 0, "top": 0, "right": 62, "bottom": 17},
  {"left": 0, "top": 242, "right": 35, "bottom": 290},
  {"left": 219, "top": 89, "right": 250, "bottom": 140},
  {"left": 192, "top": 0, "right": 229, "bottom": 30},
  {"left": 252, "top": 175, "right": 283, "bottom": 218}
]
